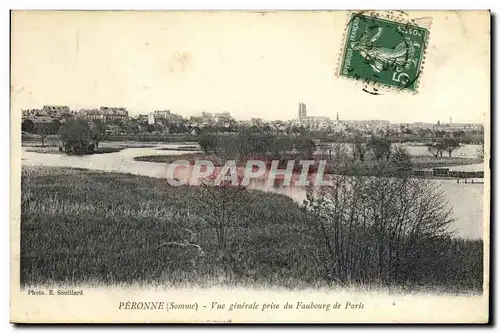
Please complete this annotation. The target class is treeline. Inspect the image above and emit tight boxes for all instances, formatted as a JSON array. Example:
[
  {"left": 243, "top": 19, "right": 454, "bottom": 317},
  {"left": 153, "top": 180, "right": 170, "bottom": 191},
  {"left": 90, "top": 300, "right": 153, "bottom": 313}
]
[
  {"left": 197, "top": 132, "right": 414, "bottom": 176},
  {"left": 105, "top": 134, "right": 200, "bottom": 143},
  {"left": 198, "top": 132, "right": 316, "bottom": 160},
  {"left": 426, "top": 138, "right": 462, "bottom": 157}
]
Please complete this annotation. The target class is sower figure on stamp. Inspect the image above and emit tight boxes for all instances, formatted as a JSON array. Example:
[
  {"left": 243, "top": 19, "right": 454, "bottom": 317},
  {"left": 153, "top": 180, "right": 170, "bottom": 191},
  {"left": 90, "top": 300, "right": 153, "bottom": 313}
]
[{"left": 351, "top": 26, "right": 421, "bottom": 74}]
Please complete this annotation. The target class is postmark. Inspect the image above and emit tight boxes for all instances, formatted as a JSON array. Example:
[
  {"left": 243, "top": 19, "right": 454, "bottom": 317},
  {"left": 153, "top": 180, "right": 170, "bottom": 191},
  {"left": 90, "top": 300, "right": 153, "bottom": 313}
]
[{"left": 337, "top": 11, "right": 431, "bottom": 94}]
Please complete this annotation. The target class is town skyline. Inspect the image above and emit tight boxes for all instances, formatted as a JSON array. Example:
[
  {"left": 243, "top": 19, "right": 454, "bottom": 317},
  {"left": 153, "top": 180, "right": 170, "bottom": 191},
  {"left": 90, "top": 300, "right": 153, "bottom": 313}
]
[
  {"left": 19, "top": 103, "right": 485, "bottom": 125},
  {"left": 12, "top": 11, "right": 488, "bottom": 125}
]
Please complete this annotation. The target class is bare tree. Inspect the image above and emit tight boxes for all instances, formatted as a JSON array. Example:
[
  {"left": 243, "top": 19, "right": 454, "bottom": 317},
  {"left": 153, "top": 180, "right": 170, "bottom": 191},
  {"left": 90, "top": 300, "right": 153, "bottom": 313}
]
[
  {"left": 193, "top": 171, "right": 247, "bottom": 279},
  {"left": 38, "top": 126, "right": 50, "bottom": 147},
  {"left": 303, "top": 171, "right": 455, "bottom": 285},
  {"left": 352, "top": 132, "right": 369, "bottom": 161},
  {"left": 390, "top": 145, "right": 413, "bottom": 175},
  {"left": 90, "top": 120, "right": 107, "bottom": 148},
  {"left": 477, "top": 139, "right": 485, "bottom": 161},
  {"left": 444, "top": 138, "right": 461, "bottom": 157},
  {"left": 368, "top": 135, "right": 392, "bottom": 161},
  {"left": 331, "top": 143, "right": 350, "bottom": 174},
  {"left": 427, "top": 142, "right": 446, "bottom": 158}
]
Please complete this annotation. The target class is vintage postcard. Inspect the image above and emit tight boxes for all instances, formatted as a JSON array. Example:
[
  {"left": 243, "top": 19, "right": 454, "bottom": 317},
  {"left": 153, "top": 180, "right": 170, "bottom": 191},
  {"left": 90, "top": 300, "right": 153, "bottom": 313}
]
[{"left": 10, "top": 10, "right": 490, "bottom": 323}]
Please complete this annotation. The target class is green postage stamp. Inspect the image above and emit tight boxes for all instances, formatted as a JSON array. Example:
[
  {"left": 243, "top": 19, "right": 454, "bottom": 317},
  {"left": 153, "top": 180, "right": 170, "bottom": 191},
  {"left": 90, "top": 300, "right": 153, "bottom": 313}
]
[{"left": 339, "top": 12, "right": 430, "bottom": 93}]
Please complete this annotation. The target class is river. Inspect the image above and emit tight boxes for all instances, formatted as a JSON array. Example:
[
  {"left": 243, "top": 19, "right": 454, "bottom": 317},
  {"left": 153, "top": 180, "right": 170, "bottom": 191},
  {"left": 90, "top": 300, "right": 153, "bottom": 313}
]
[{"left": 21, "top": 143, "right": 486, "bottom": 240}]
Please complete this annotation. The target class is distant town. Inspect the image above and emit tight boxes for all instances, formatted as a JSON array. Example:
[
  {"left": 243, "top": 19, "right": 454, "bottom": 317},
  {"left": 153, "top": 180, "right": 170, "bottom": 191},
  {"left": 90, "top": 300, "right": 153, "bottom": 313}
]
[{"left": 21, "top": 102, "right": 484, "bottom": 140}]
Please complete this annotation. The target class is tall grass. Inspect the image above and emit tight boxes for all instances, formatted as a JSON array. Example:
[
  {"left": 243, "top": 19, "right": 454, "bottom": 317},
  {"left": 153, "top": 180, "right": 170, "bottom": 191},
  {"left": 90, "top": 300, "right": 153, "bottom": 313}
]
[{"left": 20, "top": 166, "right": 483, "bottom": 292}]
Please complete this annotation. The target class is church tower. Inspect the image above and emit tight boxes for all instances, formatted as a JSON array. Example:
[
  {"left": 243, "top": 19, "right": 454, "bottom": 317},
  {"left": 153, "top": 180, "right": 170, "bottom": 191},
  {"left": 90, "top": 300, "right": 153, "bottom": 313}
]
[{"left": 298, "top": 102, "right": 307, "bottom": 118}]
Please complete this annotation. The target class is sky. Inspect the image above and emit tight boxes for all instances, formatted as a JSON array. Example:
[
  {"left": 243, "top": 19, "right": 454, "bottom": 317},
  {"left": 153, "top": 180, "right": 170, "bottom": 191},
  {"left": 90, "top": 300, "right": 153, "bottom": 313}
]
[{"left": 11, "top": 11, "right": 490, "bottom": 123}]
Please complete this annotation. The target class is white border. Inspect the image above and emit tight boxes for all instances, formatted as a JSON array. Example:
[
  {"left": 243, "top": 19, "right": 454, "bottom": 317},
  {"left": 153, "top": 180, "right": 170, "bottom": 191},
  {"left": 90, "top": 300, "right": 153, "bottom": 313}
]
[{"left": 2, "top": 1, "right": 497, "bottom": 10}]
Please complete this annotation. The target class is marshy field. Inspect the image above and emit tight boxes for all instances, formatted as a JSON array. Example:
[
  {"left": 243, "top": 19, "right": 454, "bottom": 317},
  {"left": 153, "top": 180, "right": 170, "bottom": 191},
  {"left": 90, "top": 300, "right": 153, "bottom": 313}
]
[{"left": 21, "top": 165, "right": 483, "bottom": 293}]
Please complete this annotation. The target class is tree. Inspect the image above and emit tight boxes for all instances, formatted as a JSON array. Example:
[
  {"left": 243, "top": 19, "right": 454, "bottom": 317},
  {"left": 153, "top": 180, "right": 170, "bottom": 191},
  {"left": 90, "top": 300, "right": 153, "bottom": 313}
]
[
  {"left": 52, "top": 119, "right": 62, "bottom": 133},
  {"left": 36, "top": 120, "right": 60, "bottom": 147},
  {"left": 122, "top": 118, "right": 141, "bottom": 135},
  {"left": 262, "top": 125, "right": 272, "bottom": 134},
  {"left": 201, "top": 125, "right": 214, "bottom": 134},
  {"left": 326, "top": 143, "right": 350, "bottom": 174},
  {"left": 91, "top": 120, "right": 107, "bottom": 147},
  {"left": 417, "top": 128, "right": 432, "bottom": 138},
  {"left": 452, "top": 130, "right": 466, "bottom": 138},
  {"left": 246, "top": 125, "right": 256, "bottom": 133},
  {"left": 21, "top": 119, "right": 34, "bottom": 133},
  {"left": 294, "top": 136, "right": 316, "bottom": 159},
  {"left": 368, "top": 135, "right": 392, "bottom": 161},
  {"left": 191, "top": 127, "right": 202, "bottom": 135},
  {"left": 302, "top": 172, "right": 454, "bottom": 285},
  {"left": 434, "top": 130, "right": 446, "bottom": 138},
  {"left": 427, "top": 142, "right": 446, "bottom": 158},
  {"left": 198, "top": 134, "right": 217, "bottom": 154},
  {"left": 298, "top": 125, "right": 306, "bottom": 135},
  {"left": 390, "top": 145, "right": 413, "bottom": 175},
  {"left": 476, "top": 139, "right": 485, "bottom": 161},
  {"left": 38, "top": 126, "right": 50, "bottom": 147},
  {"left": 194, "top": 172, "right": 247, "bottom": 279},
  {"left": 352, "top": 132, "right": 368, "bottom": 161},
  {"left": 443, "top": 138, "right": 460, "bottom": 157},
  {"left": 284, "top": 126, "right": 295, "bottom": 135},
  {"left": 59, "top": 118, "right": 92, "bottom": 146},
  {"left": 59, "top": 119, "right": 96, "bottom": 155}
]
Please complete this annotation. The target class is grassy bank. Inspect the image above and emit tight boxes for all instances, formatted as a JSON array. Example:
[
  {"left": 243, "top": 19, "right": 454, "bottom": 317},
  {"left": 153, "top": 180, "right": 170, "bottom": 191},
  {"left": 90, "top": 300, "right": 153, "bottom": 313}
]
[
  {"left": 22, "top": 139, "right": 158, "bottom": 154},
  {"left": 155, "top": 146, "right": 201, "bottom": 152},
  {"left": 135, "top": 153, "right": 225, "bottom": 165},
  {"left": 24, "top": 146, "right": 125, "bottom": 154},
  {"left": 411, "top": 156, "right": 483, "bottom": 169},
  {"left": 21, "top": 166, "right": 482, "bottom": 292}
]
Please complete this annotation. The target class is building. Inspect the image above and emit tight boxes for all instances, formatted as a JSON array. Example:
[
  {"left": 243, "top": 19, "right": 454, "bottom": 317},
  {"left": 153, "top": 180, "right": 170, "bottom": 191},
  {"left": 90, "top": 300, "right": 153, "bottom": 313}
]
[
  {"left": 42, "top": 105, "right": 71, "bottom": 118},
  {"left": 22, "top": 106, "right": 75, "bottom": 121},
  {"left": 22, "top": 109, "right": 43, "bottom": 118},
  {"left": 22, "top": 106, "right": 73, "bottom": 119},
  {"left": 136, "top": 114, "right": 149, "bottom": 123},
  {"left": 213, "top": 112, "right": 234, "bottom": 126},
  {"left": 198, "top": 111, "right": 215, "bottom": 126},
  {"left": 190, "top": 111, "right": 235, "bottom": 127},
  {"left": 75, "top": 107, "right": 128, "bottom": 122},
  {"left": 77, "top": 109, "right": 102, "bottom": 121},
  {"left": 100, "top": 107, "right": 129, "bottom": 122},
  {"left": 344, "top": 120, "right": 390, "bottom": 131},
  {"left": 294, "top": 116, "right": 332, "bottom": 130},
  {"left": 435, "top": 122, "right": 484, "bottom": 132},
  {"left": 237, "top": 119, "right": 253, "bottom": 127},
  {"left": 293, "top": 102, "right": 334, "bottom": 129},
  {"left": 148, "top": 110, "right": 184, "bottom": 125}
]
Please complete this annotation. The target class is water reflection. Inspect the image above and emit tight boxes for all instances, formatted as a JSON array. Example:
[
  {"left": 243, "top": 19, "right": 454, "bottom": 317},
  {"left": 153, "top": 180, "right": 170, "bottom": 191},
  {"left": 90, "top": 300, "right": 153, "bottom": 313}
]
[{"left": 246, "top": 177, "right": 484, "bottom": 240}]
